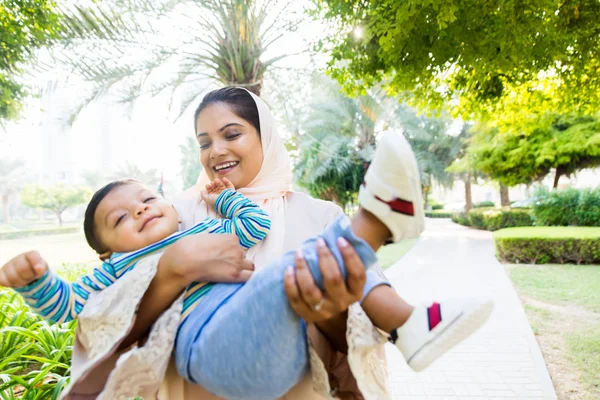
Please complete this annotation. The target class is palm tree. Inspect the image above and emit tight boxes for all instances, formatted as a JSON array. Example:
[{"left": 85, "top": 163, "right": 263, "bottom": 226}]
[
  {"left": 46, "top": 0, "right": 299, "bottom": 121},
  {"left": 0, "top": 160, "right": 26, "bottom": 223}
]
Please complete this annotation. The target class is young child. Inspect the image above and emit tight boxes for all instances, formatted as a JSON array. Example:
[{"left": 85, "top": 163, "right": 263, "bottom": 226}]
[{"left": 0, "top": 131, "right": 493, "bottom": 400}]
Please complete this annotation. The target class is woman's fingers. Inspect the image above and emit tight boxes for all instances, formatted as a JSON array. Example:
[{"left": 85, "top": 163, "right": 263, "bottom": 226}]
[
  {"left": 337, "top": 237, "right": 366, "bottom": 301},
  {"left": 294, "top": 249, "right": 324, "bottom": 308},
  {"left": 317, "top": 238, "right": 348, "bottom": 306}
]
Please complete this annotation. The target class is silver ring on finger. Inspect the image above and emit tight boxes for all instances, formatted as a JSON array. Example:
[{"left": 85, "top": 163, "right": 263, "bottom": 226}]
[{"left": 311, "top": 298, "right": 325, "bottom": 312}]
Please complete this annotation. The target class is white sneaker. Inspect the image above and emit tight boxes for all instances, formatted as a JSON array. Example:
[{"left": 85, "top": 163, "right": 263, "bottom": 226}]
[
  {"left": 358, "top": 130, "right": 425, "bottom": 242},
  {"left": 391, "top": 298, "right": 494, "bottom": 372}
]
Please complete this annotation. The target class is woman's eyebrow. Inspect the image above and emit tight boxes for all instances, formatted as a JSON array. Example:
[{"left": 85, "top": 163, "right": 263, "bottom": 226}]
[{"left": 196, "top": 123, "right": 243, "bottom": 137}]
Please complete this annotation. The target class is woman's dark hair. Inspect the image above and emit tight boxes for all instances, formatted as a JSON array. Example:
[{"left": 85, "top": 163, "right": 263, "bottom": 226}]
[
  {"left": 194, "top": 87, "right": 260, "bottom": 135},
  {"left": 84, "top": 179, "right": 139, "bottom": 254}
]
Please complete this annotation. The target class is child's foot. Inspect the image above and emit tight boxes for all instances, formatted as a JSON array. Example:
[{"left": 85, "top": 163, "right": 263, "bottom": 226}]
[
  {"left": 390, "top": 298, "right": 494, "bottom": 371},
  {"left": 358, "top": 130, "right": 425, "bottom": 242}
]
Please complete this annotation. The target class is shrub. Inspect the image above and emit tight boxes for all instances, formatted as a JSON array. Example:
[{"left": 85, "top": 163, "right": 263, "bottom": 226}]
[
  {"left": 494, "top": 227, "right": 600, "bottom": 264},
  {"left": 465, "top": 208, "right": 534, "bottom": 231},
  {"left": 533, "top": 187, "right": 600, "bottom": 227},
  {"left": 425, "top": 210, "right": 453, "bottom": 218},
  {"left": 452, "top": 212, "right": 470, "bottom": 226},
  {"left": 474, "top": 201, "right": 495, "bottom": 208},
  {"left": 0, "top": 226, "right": 79, "bottom": 240},
  {"left": 431, "top": 204, "right": 444, "bottom": 210}
]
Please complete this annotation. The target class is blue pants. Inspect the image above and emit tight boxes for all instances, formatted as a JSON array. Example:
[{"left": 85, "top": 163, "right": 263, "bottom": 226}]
[{"left": 174, "top": 216, "right": 389, "bottom": 400}]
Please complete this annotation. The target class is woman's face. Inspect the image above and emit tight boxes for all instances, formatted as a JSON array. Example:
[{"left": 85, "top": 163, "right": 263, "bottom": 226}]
[{"left": 196, "top": 102, "right": 263, "bottom": 189}]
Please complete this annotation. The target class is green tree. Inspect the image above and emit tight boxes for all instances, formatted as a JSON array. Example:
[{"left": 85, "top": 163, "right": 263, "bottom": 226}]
[
  {"left": 396, "top": 106, "right": 461, "bottom": 208},
  {"left": 21, "top": 184, "right": 91, "bottom": 226},
  {"left": 316, "top": 0, "right": 600, "bottom": 120},
  {"left": 180, "top": 137, "right": 203, "bottom": 190},
  {"left": 468, "top": 115, "right": 600, "bottom": 189},
  {"left": 293, "top": 77, "right": 382, "bottom": 208},
  {"left": 0, "top": 0, "right": 61, "bottom": 121},
  {"left": 447, "top": 123, "right": 481, "bottom": 212},
  {"left": 47, "top": 0, "right": 297, "bottom": 121}
]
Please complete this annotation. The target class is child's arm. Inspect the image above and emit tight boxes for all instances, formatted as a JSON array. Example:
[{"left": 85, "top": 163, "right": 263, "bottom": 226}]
[
  {"left": 0, "top": 251, "right": 117, "bottom": 323},
  {"left": 200, "top": 178, "right": 271, "bottom": 249}
]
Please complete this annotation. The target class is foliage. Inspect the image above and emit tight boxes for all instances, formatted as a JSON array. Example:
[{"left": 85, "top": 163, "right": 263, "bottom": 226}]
[
  {"left": 473, "top": 201, "right": 495, "bottom": 209},
  {"left": 45, "top": 0, "right": 297, "bottom": 122},
  {"left": 468, "top": 115, "right": 600, "bottom": 188},
  {"left": 0, "top": 227, "right": 79, "bottom": 241},
  {"left": 293, "top": 77, "right": 381, "bottom": 207},
  {"left": 20, "top": 185, "right": 91, "bottom": 227},
  {"left": 494, "top": 227, "right": 600, "bottom": 264},
  {"left": 425, "top": 210, "right": 452, "bottom": 218},
  {"left": 315, "top": 0, "right": 600, "bottom": 123},
  {"left": 0, "top": 0, "right": 61, "bottom": 121},
  {"left": 458, "top": 207, "right": 534, "bottom": 231},
  {"left": 533, "top": 187, "right": 600, "bottom": 227},
  {"left": 179, "top": 137, "right": 203, "bottom": 190}
]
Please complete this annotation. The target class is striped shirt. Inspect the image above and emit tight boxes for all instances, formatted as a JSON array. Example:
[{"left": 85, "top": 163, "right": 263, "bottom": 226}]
[{"left": 15, "top": 189, "right": 271, "bottom": 323}]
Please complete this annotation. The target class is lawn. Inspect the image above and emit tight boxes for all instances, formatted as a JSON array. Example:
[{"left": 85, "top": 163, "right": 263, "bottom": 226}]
[
  {"left": 376, "top": 238, "right": 418, "bottom": 270},
  {"left": 494, "top": 226, "right": 600, "bottom": 239},
  {"left": 508, "top": 263, "right": 600, "bottom": 399}
]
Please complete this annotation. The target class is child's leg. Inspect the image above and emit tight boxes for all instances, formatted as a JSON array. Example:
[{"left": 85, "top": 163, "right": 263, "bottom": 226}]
[{"left": 177, "top": 216, "right": 382, "bottom": 400}]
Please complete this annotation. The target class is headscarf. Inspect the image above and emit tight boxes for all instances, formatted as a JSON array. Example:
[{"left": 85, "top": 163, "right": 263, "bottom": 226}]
[{"left": 186, "top": 88, "right": 294, "bottom": 267}]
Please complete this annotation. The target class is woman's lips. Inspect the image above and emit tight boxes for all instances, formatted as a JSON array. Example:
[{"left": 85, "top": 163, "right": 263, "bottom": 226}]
[{"left": 213, "top": 161, "right": 239, "bottom": 175}]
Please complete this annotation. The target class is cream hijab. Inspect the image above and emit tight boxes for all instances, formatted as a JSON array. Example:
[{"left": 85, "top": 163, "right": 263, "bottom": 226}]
[{"left": 186, "top": 88, "right": 294, "bottom": 267}]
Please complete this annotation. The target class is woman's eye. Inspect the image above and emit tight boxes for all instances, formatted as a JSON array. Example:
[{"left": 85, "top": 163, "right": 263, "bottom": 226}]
[
  {"left": 226, "top": 132, "right": 241, "bottom": 140},
  {"left": 199, "top": 142, "right": 210, "bottom": 149},
  {"left": 144, "top": 197, "right": 156, "bottom": 203}
]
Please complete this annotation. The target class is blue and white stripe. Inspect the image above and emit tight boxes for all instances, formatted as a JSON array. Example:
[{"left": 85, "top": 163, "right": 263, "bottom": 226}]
[{"left": 15, "top": 189, "right": 271, "bottom": 323}]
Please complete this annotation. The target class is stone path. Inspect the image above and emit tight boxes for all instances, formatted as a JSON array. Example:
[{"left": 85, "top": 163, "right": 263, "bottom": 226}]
[{"left": 384, "top": 219, "right": 557, "bottom": 399}]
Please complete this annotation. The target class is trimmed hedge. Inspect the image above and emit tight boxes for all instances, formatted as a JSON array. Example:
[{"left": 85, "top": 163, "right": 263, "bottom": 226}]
[
  {"left": 533, "top": 187, "right": 600, "bottom": 227},
  {"left": 457, "top": 207, "right": 534, "bottom": 231},
  {"left": 425, "top": 210, "right": 453, "bottom": 218},
  {"left": 0, "top": 226, "right": 79, "bottom": 240},
  {"left": 474, "top": 200, "right": 496, "bottom": 208},
  {"left": 494, "top": 227, "right": 600, "bottom": 264}
]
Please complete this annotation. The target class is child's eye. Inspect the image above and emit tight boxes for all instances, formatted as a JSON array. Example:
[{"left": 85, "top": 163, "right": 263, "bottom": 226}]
[
  {"left": 144, "top": 197, "right": 156, "bottom": 203},
  {"left": 115, "top": 215, "right": 125, "bottom": 227}
]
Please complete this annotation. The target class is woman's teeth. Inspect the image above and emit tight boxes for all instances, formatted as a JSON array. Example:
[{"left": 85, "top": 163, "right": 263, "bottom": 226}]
[{"left": 214, "top": 161, "right": 239, "bottom": 171}]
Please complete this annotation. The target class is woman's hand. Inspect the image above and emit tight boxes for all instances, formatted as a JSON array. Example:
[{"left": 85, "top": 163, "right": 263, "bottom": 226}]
[
  {"left": 162, "top": 233, "right": 254, "bottom": 287},
  {"left": 283, "top": 237, "right": 366, "bottom": 322}
]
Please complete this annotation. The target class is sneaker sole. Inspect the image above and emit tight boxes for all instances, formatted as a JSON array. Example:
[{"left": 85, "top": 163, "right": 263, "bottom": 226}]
[{"left": 407, "top": 299, "right": 494, "bottom": 372}]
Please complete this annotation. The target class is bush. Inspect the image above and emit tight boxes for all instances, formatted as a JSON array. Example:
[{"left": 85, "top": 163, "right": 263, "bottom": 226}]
[
  {"left": 494, "top": 227, "right": 600, "bottom": 264},
  {"left": 425, "top": 210, "right": 453, "bottom": 218},
  {"left": 458, "top": 208, "right": 534, "bottom": 231},
  {"left": 0, "top": 226, "right": 79, "bottom": 240},
  {"left": 533, "top": 187, "right": 600, "bottom": 227},
  {"left": 451, "top": 212, "right": 470, "bottom": 226},
  {"left": 474, "top": 200, "right": 496, "bottom": 208}
]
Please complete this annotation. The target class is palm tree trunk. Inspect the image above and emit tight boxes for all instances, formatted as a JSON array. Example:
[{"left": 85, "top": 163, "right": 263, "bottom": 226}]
[
  {"left": 464, "top": 173, "right": 473, "bottom": 212},
  {"left": 500, "top": 184, "right": 510, "bottom": 207}
]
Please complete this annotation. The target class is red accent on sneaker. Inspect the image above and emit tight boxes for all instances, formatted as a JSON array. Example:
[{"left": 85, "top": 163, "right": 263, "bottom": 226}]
[
  {"left": 428, "top": 302, "right": 442, "bottom": 331},
  {"left": 375, "top": 195, "right": 415, "bottom": 216}
]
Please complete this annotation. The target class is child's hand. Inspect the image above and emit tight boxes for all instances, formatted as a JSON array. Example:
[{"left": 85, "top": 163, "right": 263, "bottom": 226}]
[
  {"left": 201, "top": 178, "right": 235, "bottom": 209},
  {"left": 0, "top": 251, "right": 48, "bottom": 288}
]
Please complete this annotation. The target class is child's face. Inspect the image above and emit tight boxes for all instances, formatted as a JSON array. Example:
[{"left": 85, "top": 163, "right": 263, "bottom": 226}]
[{"left": 94, "top": 182, "right": 179, "bottom": 254}]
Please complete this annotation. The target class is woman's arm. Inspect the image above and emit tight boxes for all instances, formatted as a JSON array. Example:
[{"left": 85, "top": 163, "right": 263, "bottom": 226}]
[{"left": 118, "top": 233, "right": 254, "bottom": 350}]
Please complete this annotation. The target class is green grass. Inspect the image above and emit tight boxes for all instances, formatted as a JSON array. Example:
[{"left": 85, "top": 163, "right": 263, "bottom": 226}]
[
  {"left": 376, "top": 239, "right": 418, "bottom": 270},
  {"left": 494, "top": 226, "right": 600, "bottom": 239},
  {"left": 509, "top": 264, "right": 600, "bottom": 312},
  {"left": 566, "top": 328, "right": 600, "bottom": 397}
]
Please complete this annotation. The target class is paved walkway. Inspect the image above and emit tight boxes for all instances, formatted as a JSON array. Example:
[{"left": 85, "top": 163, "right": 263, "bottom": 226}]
[{"left": 384, "top": 219, "right": 557, "bottom": 399}]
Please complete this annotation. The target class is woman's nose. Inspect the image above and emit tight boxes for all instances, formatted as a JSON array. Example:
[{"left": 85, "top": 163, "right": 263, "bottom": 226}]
[{"left": 210, "top": 140, "right": 228, "bottom": 158}]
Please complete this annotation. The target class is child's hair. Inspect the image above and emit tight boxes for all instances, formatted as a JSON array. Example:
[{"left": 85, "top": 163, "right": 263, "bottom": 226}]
[{"left": 84, "top": 179, "right": 140, "bottom": 254}]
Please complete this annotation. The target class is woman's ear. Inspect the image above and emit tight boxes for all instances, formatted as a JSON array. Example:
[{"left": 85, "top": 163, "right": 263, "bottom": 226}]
[{"left": 98, "top": 251, "right": 112, "bottom": 261}]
